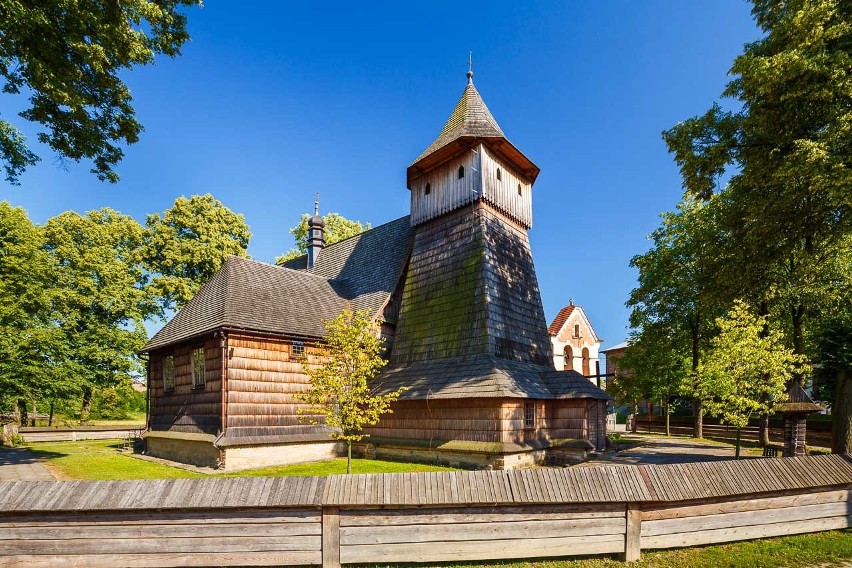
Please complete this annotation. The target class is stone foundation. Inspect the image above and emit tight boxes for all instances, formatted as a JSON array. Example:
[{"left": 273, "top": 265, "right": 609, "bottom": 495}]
[
  {"left": 223, "top": 441, "right": 344, "bottom": 471},
  {"left": 145, "top": 432, "right": 222, "bottom": 468}
]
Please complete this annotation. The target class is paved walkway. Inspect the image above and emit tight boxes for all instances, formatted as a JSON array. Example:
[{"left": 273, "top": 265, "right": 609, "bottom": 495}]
[
  {"left": 0, "top": 447, "right": 56, "bottom": 481},
  {"left": 579, "top": 435, "right": 738, "bottom": 467}
]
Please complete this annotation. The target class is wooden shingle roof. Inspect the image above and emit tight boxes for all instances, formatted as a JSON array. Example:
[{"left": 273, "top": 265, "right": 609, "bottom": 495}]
[
  {"left": 407, "top": 79, "right": 540, "bottom": 187},
  {"left": 142, "top": 217, "right": 414, "bottom": 352}
]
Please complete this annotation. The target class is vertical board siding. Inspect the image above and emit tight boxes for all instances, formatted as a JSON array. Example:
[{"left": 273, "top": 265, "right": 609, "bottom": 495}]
[
  {"left": 410, "top": 148, "right": 481, "bottom": 226},
  {"left": 480, "top": 145, "right": 532, "bottom": 228},
  {"left": 148, "top": 339, "right": 222, "bottom": 435}
]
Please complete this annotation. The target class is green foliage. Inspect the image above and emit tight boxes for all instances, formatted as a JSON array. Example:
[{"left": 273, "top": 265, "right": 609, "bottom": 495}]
[
  {"left": 696, "top": 301, "right": 805, "bottom": 433},
  {"left": 145, "top": 194, "right": 251, "bottom": 311},
  {"left": 88, "top": 381, "right": 146, "bottom": 420},
  {"left": 275, "top": 213, "right": 370, "bottom": 264},
  {"left": 297, "top": 309, "right": 404, "bottom": 473},
  {"left": 0, "top": 0, "right": 201, "bottom": 184}
]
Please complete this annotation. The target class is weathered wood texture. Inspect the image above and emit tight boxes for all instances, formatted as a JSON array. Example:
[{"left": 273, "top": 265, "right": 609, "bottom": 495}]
[
  {"left": 148, "top": 338, "right": 222, "bottom": 435},
  {"left": 1, "top": 456, "right": 851, "bottom": 567},
  {"left": 0, "top": 509, "right": 321, "bottom": 567},
  {"left": 338, "top": 503, "right": 625, "bottom": 563},
  {"left": 225, "top": 334, "right": 329, "bottom": 440}
]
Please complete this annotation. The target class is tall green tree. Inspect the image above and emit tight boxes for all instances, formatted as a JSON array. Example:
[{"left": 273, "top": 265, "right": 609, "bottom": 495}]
[
  {"left": 663, "top": 0, "right": 852, "bottom": 441},
  {"left": 297, "top": 309, "right": 404, "bottom": 473},
  {"left": 696, "top": 301, "right": 806, "bottom": 457},
  {"left": 276, "top": 213, "right": 370, "bottom": 264},
  {"left": 627, "top": 199, "right": 723, "bottom": 437},
  {"left": 0, "top": 0, "right": 201, "bottom": 184},
  {"left": 145, "top": 194, "right": 251, "bottom": 312},
  {"left": 43, "top": 208, "right": 152, "bottom": 419},
  {"left": 0, "top": 202, "right": 73, "bottom": 423}
]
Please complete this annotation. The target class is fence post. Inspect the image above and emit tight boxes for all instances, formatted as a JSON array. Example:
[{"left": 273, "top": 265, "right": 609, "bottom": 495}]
[
  {"left": 322, "top": 506, "right": 341, "bottom": 568},
  {"left": 624, "top": 502, "right": 641, "bottom": 562}
]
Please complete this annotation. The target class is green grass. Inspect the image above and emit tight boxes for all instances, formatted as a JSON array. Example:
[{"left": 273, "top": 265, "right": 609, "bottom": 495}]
[
  {"left": 353, "top": 530, "right": 852, "bottom": 568},
  {"left": 23, "top": 439, "right": 458, "bottom": 480}
]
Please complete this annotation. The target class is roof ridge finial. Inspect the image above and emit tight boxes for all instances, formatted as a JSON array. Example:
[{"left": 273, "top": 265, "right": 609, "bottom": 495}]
[
  {"left": 467, "top": 51, "right": 473, "bottom": 84},
  {"left": 314, "top": 192, "right": 319, "bottom": 216}
]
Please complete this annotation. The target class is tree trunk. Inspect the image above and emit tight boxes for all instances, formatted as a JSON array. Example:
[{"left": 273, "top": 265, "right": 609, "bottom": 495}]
[
  {"left": 346, "top": 441, "right": 352, "bottom": 474},
  {"left": 48, "top": 400, "right": 55, "bottom": 427},
  {"left": 791, "top": 302, "right": 805, "bottom": 384},
  {"left": 691, "top": 320, "right": 702, "bottom": 438},
  {"left": 833, "top": 368, "right": 852, "bottom": 454},
  {"left": 664, "top": 397, "right": 671, "bottom": 437},
  {"left": 29, "top": 396, "right": 36, "bottom": 427},
  {"left": 760, "top": 414, "right": 770, "bottom": 447},
  {"left": 631, "top": 400, "right": 638, "bottom": 433},
  {"left": 16, "top": 399, "right": 26, "bottom": 427},
  {"left": 80, "top": 387, "right": 93, "bottom": 423},
  {"left": 735, "top": 427, "right": 742, "bottom": 459}
]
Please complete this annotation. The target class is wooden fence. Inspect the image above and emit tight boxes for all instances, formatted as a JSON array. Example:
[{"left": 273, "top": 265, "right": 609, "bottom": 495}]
[
  {"left": 0, "top": 454, "right": 850, "bottom": 567},
  {"left": 633, "top": 417, "right": 833, "bottom": 448}
]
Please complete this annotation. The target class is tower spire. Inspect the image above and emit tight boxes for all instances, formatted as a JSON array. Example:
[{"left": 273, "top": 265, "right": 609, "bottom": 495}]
[
  {"left": 467, "top": 51, "right": 473, "bottom": 84},
  {"left": 314, "top": 192, "right": 319, "bottom": 216}
]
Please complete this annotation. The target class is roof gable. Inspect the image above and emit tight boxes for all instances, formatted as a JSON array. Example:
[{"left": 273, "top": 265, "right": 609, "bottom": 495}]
[{"left": 548, "top": 304, "right": 603, "bottom": 343}]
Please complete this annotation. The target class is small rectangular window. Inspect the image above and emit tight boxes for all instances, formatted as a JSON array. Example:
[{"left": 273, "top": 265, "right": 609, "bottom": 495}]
[
  {"left": 524, "top": 401, "right": 536, "bottom": 428},
  {"left": 292, "top": 341, "right": 305, "bottom": 356},
  {"left": 192, "top": 347, "right": 205, "bottom": 388},
  {"left": 163, "top": 355, "right": 175, "bottom": 392}
]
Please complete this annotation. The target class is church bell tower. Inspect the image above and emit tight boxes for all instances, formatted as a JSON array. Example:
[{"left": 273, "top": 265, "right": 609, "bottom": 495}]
[{"left": 387, "top": 69, "right": 553, "bottom": 378}]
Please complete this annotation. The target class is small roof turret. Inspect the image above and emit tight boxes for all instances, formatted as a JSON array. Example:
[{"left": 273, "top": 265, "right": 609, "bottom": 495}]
[{"left": 407, "top": 72, "right": 539, "bottom": 188}]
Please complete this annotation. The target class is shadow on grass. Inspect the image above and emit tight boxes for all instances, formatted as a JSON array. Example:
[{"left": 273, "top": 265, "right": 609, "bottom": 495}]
[{"left": 1, "top": 446, "right": 67, "bottom": 464}]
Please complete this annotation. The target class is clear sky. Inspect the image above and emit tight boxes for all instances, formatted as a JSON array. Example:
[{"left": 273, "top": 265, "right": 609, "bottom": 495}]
[{"left": 1, "top": 1, "right": 759, "bottom": 346}]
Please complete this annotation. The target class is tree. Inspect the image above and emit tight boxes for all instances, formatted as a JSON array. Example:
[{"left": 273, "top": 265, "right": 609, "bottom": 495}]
[
  {"left": 297, "top": 309, "right": 404, "bottom": 473},
  {"left": 43, "top": 208, "right": 152, "bottom": 420},
  {"left": 696, "top": 301, "right": 805, "bottom": 457},
  {"left": 145, "top": 194, "right": 251, "bottom": 312},
  {"left": 627, "top": 199, "right": 723, "bottom": 437},
  {"left": 0, "top": 202, "right": 74, "bottom": 424},
  {"left": 0, "top": 0, "right": 201, "bottom": 184},
  {"left": 276, "top": 213, "right": 370, "bottom": 264}
]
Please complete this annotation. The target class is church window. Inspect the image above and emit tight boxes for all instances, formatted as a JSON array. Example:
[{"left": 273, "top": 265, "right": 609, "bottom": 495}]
[
  {"left": 425, "top": 183, "right": 431, "bottom": 195},
  {"left": 496, "top": 168, "right": 502, "bottom": 181},
  {"left": 192, "top": 348, "right": 205, "bottom": 388},
  {"left": 582, "top": 348, "right": 590, "bottom": 377},
  {"left": 518, "top": 183, "right": 522, "bottom": 196},
  {"left": 574, "top": 324, "right": 581, "bottom": 338},
  {"left": 563, "top": 346, "right": 573, "bottom": 371},
  {"left": 524, "top": 401, "right": 536, "bottom": 428},
  {"left": 458, "top": 165, "right": 465, "bottom": 179},
  {"left": 292, "top": 340, "right": 305, "bottom": 356},
  {"left": 163, "top": 355, "right": 175, "bottom": 392}
]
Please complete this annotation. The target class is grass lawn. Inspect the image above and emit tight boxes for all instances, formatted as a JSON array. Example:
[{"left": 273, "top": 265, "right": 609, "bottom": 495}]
[
  {"left": 353, "top": 530, "right": 852, "bottom": 568},
  {"left": 24, "top": 439, "right": 458, "bottom": 480}
]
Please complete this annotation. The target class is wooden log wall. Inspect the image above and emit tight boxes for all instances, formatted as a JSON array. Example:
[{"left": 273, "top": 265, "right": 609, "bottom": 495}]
[
  {"left": 1, "top": 455, "right": 850, "bottom": 567},
  {"left": 226, "top": 334, "right": 327, "bottom": 440},
  {"left": 148, "top": 338, "right": 222, "bottom": 435}
]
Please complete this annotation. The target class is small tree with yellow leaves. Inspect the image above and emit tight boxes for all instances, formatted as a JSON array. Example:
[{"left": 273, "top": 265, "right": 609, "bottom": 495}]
[{"left": 297, "top": 309, "right": 404, "bottom": 473}]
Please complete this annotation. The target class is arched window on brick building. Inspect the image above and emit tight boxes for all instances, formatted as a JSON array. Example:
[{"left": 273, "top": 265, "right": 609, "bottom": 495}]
[
  {"left": 563, "top": 346, "right": 573, "bottom": 371},
  {"left": 581, "top": 347, "right": 590, "bottom": 376}
]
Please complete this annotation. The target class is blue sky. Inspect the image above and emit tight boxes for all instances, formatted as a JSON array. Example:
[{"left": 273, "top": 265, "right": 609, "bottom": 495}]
[{"left": 1, "top": 1, "right": 759, "bottom": 346}]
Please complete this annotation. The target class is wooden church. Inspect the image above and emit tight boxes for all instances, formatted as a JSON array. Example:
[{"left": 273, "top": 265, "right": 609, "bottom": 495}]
[{"left": 141, "top": 71, "right": 611, "bottom": 470}]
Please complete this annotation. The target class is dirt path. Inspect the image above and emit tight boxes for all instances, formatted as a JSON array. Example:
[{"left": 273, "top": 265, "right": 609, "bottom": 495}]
[{"left": 579, "top": 435, "right": 738, "bottom": 466}]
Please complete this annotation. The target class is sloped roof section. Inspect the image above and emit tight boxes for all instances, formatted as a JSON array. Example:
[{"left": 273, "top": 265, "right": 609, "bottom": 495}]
[
  {"left": 547, "top": 305, "right": 575, "bottom": 336},
  {"left": 412, "top": 82, "right": 504, "bottom": 165},
  {"left": 142, "top": 257, "right": 348, "bottom": 352},
  {"left": 307, "top": 216, "right": 413, "bottom": 315},
  {"left": 378, "top": 355, "right": 554, "bottom": 399},
  {"left": 540, "top": 370, "right": 613, "bottom": 400}
]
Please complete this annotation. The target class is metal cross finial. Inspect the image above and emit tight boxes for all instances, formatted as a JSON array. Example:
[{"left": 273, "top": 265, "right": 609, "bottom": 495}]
[
  {"left": 467, "top": 51, "right": 473, "bottom": 84},
  {"left": 314, "top": 192, "right": 319, "bottom": 216}
]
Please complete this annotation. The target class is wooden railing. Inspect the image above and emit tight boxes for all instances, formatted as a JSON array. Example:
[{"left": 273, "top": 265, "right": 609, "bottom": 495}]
[
  {"left": 0, "top": 454, "right": 850, "bottom": 567},
  {"left": 633, "top": 417, "right": 832, "bottom": 448}
]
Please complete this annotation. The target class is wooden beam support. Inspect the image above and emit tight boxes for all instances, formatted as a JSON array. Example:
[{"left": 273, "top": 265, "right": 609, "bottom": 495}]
[
  {"left": 624, "top": 503, "right": 641, "bottom": 562},
  {"left": 322, "top": 506, "right": 341, "bottom": 568}
]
